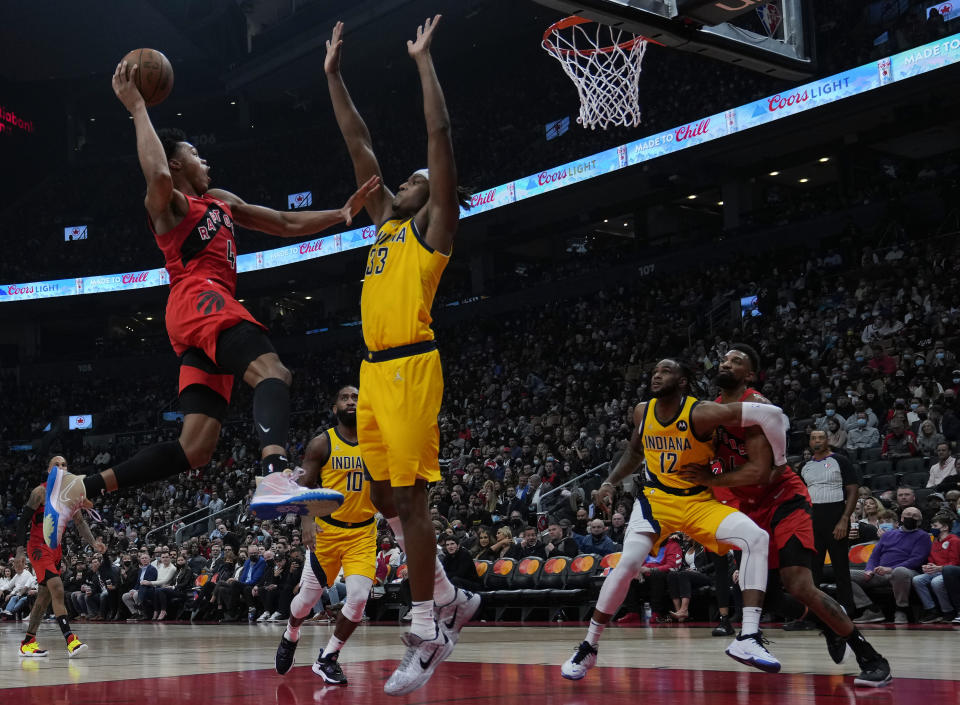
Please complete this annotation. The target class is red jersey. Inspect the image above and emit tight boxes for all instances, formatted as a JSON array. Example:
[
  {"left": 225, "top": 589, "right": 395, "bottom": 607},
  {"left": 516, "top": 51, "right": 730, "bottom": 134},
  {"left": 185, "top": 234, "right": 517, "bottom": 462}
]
[
  {"left": 151, "top": 194, "right": 239, "bottom": 294},
  {"left": 714, "top": 388, "right": 807, "bottom": 512},
  {"left": 27, "top": 483, "right": 62, "bottom": 562}
]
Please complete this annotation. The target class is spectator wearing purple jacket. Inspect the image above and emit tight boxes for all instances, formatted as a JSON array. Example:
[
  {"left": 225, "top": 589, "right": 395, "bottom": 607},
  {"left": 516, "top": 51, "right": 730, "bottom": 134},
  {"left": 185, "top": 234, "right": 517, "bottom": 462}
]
[{"left": 851, "top": 507, "right": 931, "bottom": 624}]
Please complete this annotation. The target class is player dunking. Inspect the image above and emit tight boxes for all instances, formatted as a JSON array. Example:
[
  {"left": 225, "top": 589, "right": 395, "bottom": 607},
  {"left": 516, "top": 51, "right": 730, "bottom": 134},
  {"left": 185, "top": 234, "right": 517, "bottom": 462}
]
[
  {"left": 679, "top": 345, "right": 891, "bottom": 687},
  {"left": 325, "top": 16, "right": 479, "bottom": 695},
  {"left": 275, "top": 385, "right": 376, "bottom": 685},
  {"left": 40, "top": 60, "right": 378, "bottom": 549},
  {"left": 15, "top": 456, "right": 105, "bottom": 658},
  {"left": 562, "top": 359, "right": 789, "bottom": 679}
]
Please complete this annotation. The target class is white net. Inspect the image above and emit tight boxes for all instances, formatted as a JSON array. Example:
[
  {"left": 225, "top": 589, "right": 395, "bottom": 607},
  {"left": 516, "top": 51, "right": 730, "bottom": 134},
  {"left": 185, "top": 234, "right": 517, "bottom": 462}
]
[{"left": 542, "top": 17, "right": 648, "bottom": 130}]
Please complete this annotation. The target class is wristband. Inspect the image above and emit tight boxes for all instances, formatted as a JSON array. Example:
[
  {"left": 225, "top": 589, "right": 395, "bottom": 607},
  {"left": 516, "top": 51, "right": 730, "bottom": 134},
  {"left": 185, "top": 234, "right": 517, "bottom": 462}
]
[{"left": 601, "top": 481, "right": 615, "bottom": 488}]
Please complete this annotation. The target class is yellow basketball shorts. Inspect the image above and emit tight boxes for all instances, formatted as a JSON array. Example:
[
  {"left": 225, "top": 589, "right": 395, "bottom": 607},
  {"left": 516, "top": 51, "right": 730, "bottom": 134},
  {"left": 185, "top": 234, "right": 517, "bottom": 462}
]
[
  {"left": 311, "top": 519, "right": 377, "bottom": 584},
  {"left": 629, "top": 487, "right": 739, "bottom": 555},
  {"left": 358, "top": 346, "right": 443, "bottom": 487}
]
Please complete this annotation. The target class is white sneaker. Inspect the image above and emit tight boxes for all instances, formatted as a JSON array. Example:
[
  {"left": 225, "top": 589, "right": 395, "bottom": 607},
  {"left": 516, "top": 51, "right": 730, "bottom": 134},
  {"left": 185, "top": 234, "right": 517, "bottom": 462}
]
[
  {"left": 435, "top": 588, "right": 481, "bottom": 644},
  {"left": 383, "top": 626, "right": 453, "bottom": 696},
  {"left": 893, "top": 610, "right": 909, "bottom": 624},
  {"left": 43, "top": 466, "right": 87, "bottom": 549},
  {"left": 249, "top": 470, "right": 344, "bottom": 519},
  {"left": 561, "top": 640, "right": 598, "bottom": 680},
  {"left": 853, "top": 608, "right": 886, "bottom": 624},
  {"left": 725, "top": 632, "right": 781, "bottom": 673},
  {"left": 269, "top": 611, "right": 283, "bottom": 621},
  {"left": 257, "top": 611, "right": 271, "bottom": 622}
]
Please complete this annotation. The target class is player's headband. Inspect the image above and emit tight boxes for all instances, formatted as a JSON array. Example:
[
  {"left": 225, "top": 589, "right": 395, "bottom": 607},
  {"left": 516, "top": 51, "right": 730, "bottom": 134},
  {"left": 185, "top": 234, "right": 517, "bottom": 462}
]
[{"left": 414, "top": 168, "right": 430, "bottom": 182}]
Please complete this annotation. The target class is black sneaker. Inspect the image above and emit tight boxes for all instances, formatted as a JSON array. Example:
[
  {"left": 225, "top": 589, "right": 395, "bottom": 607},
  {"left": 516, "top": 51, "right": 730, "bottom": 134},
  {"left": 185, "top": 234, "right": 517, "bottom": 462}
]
[
  {"left": 312, "top": 651, "right": 347, "bottom": 685},
  {"left": 822, "top": 629, "right": 848, "bottom": 664},
  {"left": 783, "top": 618, "right": 817, "bottom": 631},
  {"left": 712, "top": 616, "right": 734, "bottom": 637},
  {"left": 854, "top": 657, "right": 892, "bottom": 687},
  {"left": 275, "top": 635, "right": 299, "bottom": 675},
  {"left": 919, "top": 609, "right": 942, "bottom": 624}
]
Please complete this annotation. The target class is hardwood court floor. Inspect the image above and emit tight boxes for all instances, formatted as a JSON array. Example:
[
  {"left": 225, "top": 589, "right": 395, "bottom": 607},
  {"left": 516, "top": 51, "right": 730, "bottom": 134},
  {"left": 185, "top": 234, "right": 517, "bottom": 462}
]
[{"left": 1, "top": 620, "right": 957, "bottom": 704}]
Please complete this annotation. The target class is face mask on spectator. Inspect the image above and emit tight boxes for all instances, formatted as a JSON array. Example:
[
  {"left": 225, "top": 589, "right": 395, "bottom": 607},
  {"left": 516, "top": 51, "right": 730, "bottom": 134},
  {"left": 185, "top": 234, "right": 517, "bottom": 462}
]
[
  {"left": 825, "top": 409, "right": 835, "bottom": 416},
  {"left": 901, "top": 517, "right": 919, "bottom": 531},
  {"left": 910, "top": 403, "right": 919, "bottom": 410},
  {"left": 937, "top": 352, "right": 945, "bottom": 360},
  {"left": 916, "top": 358, "right": 924, "bottom": 366},
  {"left": 879, "top": 523, "right": 894, "bottom": 531},
  {"left": 857, "top": 419, "right": 867, "bottom": 427}
]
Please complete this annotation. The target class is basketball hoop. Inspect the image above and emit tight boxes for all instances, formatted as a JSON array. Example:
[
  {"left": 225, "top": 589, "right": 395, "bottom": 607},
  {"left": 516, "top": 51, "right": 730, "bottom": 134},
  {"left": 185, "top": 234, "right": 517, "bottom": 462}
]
[{"left": 542, "top": 16, "right": 652, "bottom": 130}]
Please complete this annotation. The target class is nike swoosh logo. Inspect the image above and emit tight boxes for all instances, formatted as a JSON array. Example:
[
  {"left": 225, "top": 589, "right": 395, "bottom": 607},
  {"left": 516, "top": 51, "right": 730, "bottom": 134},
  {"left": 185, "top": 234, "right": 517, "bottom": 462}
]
[
  {"left": 419, "top": 634, "right": 448, "bottom": 670},
  {"left": 259, "top": 423, "right": 271, "bottom": 433},
  {"left": 444, "top": 607, "right": 458, "bottom": 630}
]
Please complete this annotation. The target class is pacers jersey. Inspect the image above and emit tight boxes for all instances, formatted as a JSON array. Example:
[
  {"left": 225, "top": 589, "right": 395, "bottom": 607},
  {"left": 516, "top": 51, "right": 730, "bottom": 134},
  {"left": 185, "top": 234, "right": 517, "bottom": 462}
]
[
  {"left": 360, "top": 217, "right": 448, "bottom": 351},
  {"left": 314, "top": 428, "right": 375, "bottom": 526},
  {"left": 641, "top": 396, "right": 715, "bottom": 491},
  {"left": 150, "top": 194, "right": 239, "bottom": 294}
]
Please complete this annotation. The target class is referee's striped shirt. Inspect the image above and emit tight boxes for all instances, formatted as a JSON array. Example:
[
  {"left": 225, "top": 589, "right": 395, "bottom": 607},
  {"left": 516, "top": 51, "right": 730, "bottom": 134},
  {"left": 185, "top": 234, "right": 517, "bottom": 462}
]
[{"left": 800, "top": 453, "right": 858, "bottom": 504}]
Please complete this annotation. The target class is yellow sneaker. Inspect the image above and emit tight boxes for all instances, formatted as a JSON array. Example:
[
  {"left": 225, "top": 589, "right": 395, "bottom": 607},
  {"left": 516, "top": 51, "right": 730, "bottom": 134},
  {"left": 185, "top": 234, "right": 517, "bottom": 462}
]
[
  {"left": 19, "top": 640, "right": 49, "bottom": 657},
  {"left": 66, "top": 635, "right": 87, "bottom": 657}
]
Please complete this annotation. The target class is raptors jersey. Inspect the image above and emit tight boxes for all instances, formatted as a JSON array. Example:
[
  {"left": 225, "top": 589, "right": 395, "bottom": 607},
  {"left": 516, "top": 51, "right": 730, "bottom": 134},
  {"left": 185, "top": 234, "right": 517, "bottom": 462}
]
[
  {"left": 314, "top": 428, "right": 375, "bottom": 526},
  {"left": 151, "top": 194, "right": 239, "bottom": 294},
  {"left": 714, "top": 388, "right": 807, "bottom": 511},
  {"left": 360, "top": 217, "right": 448, "bottom": 351},
  {"left": 641, "top": 396, "right": 715, "bottom": 491},
  {"left": 29, "top": 483, "right": 62, "bottom": 562}
]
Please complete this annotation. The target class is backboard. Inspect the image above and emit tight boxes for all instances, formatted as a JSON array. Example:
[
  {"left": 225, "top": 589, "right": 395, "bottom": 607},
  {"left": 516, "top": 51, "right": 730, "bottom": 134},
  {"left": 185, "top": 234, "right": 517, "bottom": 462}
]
[{"left": 532, "top": 0, "right": 815, "bottom": 80}]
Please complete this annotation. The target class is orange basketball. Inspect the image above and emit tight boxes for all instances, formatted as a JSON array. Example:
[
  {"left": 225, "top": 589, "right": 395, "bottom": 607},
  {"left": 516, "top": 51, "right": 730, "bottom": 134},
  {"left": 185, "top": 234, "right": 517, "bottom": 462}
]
[{"left": 121, "top": 48, "right": 174, "bottom": 107}]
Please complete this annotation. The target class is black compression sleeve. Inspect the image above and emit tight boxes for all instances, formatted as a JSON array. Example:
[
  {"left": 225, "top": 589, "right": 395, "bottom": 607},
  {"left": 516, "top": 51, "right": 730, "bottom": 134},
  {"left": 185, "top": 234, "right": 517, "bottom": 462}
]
[{"left": 15, "top": 505, "right": 34, "bottom": 547}]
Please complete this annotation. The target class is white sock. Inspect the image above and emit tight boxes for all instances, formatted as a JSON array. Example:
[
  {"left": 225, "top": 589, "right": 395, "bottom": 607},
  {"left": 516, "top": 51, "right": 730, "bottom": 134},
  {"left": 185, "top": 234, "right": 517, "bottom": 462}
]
[
  {"left": 284, "top": 625, "right": 299, "bottom": 643},
  {"left": 322, "top": 634, "right": 346, "bottom": 659},
  {"left": 741, "top": 606, "right": 762, "bottom": 636},
  {"left": 387, "top": 517, "right": 406, "bottom": 552},
  {"left": 586, "top": 618, "right": 606, "bottom": 646},
  {"left": 434, "top": 561, "right": 456, "bottom": 606},
  {"left": 408, "top": 600, "right": 436, "bottom": 640}
]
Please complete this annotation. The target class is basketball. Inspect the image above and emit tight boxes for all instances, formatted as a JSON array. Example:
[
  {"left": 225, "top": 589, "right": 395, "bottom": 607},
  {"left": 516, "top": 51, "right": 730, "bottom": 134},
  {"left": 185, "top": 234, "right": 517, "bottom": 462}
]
[{"left": 120, "top": 48, "right": 173, "bottom": 107}]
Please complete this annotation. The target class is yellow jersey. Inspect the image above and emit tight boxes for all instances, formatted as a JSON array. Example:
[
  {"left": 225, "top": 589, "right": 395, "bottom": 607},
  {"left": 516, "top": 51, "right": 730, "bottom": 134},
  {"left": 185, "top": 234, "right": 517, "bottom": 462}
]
[
  {"left": 360, "top": 217, "right": 449, "bottom": 351},
  {"left": 641, "top": 396, "right": 715, "bottom": 491},
  {"left": 314, "top": 428, "right": 376, "bottom": 526}
]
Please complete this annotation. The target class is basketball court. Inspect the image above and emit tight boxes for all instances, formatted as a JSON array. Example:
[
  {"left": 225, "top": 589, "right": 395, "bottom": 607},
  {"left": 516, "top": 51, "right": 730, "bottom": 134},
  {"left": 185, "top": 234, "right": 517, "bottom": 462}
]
[{"left": 2, "top": 620, "right": 957, "bottom": 704}]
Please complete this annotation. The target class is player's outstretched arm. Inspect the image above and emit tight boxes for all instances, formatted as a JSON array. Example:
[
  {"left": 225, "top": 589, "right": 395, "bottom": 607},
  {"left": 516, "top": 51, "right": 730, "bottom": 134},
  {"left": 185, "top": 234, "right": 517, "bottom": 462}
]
[
  {"left": 597, "top": 403, "right": 647, "bottom": 504},
  {"left": 408, "top": 15, "right": 459, "bottom": 255},
  {"left": 207, "top": 176, "right": 378, "bottom": 238},
  {"left": 14, "top": 485, "right": 44, "bottom": 553},
  {"left": 111, "top": 61, "right": 175, "bottom": 220},
  {"left": 325, "top": 21, "right": 393, "bottom": 226},
  {"left": 74, "top": 513, "right": 107, "bottom": 555},
  {"left": 691, "top": 401, "right": 789, "bottom": 466}
]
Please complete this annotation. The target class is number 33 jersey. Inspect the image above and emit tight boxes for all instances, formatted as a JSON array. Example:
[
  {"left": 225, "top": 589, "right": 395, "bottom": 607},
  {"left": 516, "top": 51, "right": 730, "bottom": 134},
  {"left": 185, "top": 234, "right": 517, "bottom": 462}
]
[
  {"left": 316, "top": 427, "right": 376, "bottom": 526},
  {"left": 641, "top": 396, "right": 715, "bottom": 492},
  {"left": 360, "top": 217, "right": 449, "bottom": 352}
]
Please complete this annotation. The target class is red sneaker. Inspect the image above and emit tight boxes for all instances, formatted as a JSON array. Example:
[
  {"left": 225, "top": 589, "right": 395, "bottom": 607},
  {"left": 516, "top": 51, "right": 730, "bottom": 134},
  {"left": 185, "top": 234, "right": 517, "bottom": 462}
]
[{"left": 616, "top": 612, "right": 644, "bottom": 624}]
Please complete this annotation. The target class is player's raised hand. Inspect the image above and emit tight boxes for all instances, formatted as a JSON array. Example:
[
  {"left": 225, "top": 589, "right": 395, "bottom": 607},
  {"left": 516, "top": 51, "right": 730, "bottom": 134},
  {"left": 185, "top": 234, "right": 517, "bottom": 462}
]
[
  {"left": 407, "top": 14, "right": 441, "bottom": 60},
  {"left": 112, "top": 61, "right": 145, "bottom": 113},
  {"left": 324, "top": 21, "right": 345, "bottom": 75},
  {"left": 339, "top": 175, "right": 381, "bottom": 226}
]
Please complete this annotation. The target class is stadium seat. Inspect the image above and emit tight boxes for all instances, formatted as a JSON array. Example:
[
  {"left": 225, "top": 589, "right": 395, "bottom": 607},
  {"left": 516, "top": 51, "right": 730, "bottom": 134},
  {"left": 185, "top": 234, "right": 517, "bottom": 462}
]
[
  {"left": 860, "top": 447, "right": 883, "bottom": 462},
  {"left": 868, "top": 473, "right": 897, "bottom": 492},
  {"left": 900, "top": 471, "right": 929, "bottom": 489},
  {"left": 848, "top": 542, "right": 877, "bottom": 568},
  {"left": 895, "top": 457, "right": 926, "bottom": 476},
  {"left": 485, "top": 558, "right": 517, "bottom": 591},
  {"left": 600, "top": 552, "right": 622, "bottom": 576},
  {"left": 474, "top": 560, "right": 491, "bottom": 586},
  {"left": 863, "top": 460, "right": 893, "bottom": 477}
]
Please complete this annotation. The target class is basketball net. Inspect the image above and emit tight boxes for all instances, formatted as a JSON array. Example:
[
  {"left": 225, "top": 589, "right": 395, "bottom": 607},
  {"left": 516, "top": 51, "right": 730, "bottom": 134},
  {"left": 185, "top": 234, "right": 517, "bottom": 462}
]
[{"left": 542, "top": 17, "right": 649, "bottom": 130}]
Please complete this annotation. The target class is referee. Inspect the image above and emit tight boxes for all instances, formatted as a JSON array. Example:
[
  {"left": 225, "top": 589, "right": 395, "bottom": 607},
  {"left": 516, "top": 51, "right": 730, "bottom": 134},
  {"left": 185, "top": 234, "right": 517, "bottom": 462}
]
[{"left": 800, "top": 429, "right": 859, "bottom": 617}]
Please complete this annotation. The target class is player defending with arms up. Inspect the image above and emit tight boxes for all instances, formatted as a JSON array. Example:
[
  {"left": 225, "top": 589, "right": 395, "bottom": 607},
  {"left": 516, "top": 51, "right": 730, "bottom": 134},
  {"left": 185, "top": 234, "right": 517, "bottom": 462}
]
[
  {"left": 276, "top": 386, "right": 376, "bottom": 685},
  {"left": 16, "top": 457, "right": 105, "bottom": 658},
  {"left": 40, "top": 61, "right": 379, "bottom": 550},
  {"left": 562, "top": 359, "right": 789, "bottom": 680},
  {"left": 679, "top": 345, "right": 891, "bottom": 687},
  {"left": 325, "top": 16, "right": 478, "bottom": 695}
]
